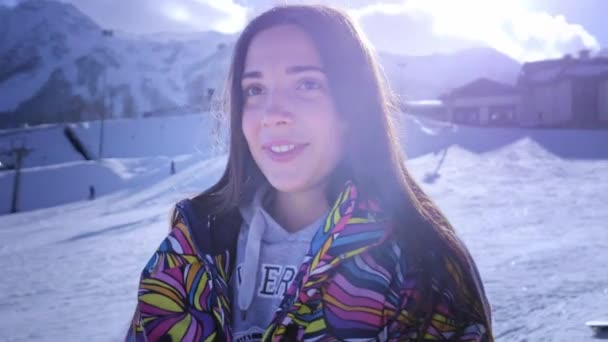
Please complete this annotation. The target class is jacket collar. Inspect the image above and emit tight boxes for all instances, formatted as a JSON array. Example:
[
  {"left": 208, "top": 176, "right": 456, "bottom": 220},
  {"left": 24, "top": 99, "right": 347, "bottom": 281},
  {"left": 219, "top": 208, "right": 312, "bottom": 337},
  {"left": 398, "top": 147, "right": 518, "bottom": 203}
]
[
  {"left": 190, "top": 181, "right": 394, "bottom": 340},
  {"left": 202, "top": 180, "right": 394, "bottom": 289},
  {"left": 299, "top": 181, "right": 393, "bottom": 288},
  {"left": 261, "top": 181, "right": 395, "bottom": 338}
]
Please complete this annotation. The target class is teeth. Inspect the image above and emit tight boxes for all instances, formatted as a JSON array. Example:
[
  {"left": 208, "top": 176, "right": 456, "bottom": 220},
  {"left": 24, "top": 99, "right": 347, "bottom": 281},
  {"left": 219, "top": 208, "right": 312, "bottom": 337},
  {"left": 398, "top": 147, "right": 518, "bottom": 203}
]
[{"left": 270, "top": 144, "right": 296, "bottom": 153}]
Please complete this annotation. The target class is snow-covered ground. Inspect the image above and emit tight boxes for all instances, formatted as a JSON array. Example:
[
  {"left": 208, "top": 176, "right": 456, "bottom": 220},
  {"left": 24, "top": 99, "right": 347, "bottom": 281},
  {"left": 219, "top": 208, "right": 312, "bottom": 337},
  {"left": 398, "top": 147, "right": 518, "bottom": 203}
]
[
  {"left": 0, "top": 117, "right": 607, "bottom": 341},
  {"left": 407, "top": 139, "right": 608, "bottom": 341},
  {"left": 0, "top": 114, "right": 221, "bottom": 213},
  {"left": 0, "top": 114, "right": 217, "bottom": 168},
  {"left": 0, "top": 1, "right": 233, "bottom": 122}
]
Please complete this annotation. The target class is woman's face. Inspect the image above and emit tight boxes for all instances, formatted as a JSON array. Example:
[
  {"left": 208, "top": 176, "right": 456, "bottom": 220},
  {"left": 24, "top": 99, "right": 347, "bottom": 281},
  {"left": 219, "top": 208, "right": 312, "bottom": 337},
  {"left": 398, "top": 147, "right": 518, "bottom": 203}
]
[{"left": 241, "top": 24, "right": 347, "bottom": 194}]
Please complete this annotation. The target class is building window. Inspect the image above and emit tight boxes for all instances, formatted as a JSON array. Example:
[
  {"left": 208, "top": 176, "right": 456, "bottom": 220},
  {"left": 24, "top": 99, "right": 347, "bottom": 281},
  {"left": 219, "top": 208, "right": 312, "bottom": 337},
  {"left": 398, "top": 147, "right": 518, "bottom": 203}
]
[
  {"left": 489, "top": 105, "right": 516, "bottom": 125},
  {"left": 453, "top": 107, "right": 480, "bottom": 124}
]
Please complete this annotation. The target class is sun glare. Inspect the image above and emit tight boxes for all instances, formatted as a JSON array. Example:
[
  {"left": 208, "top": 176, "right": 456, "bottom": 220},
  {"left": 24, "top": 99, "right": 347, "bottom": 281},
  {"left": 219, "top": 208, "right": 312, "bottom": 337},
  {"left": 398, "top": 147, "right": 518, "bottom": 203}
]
[
  {"left": 404, "top": 0, "right": 599, "bottom": 61},
  {"left": 410, "top": 0, "right": 525, "bottom": 42},
  {"left": 161, "top": 0, "right": 247, "bottom": 33},
  {"left": 164, "top": 3, "right": 192, "bottom": 23}
]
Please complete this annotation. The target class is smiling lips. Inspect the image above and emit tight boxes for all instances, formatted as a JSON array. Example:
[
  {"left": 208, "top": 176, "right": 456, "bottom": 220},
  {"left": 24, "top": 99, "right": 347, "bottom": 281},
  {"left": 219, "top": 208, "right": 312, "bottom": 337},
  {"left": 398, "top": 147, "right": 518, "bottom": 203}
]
[{"left": 262, "top": 141, "right": 309, "bottom": 162}]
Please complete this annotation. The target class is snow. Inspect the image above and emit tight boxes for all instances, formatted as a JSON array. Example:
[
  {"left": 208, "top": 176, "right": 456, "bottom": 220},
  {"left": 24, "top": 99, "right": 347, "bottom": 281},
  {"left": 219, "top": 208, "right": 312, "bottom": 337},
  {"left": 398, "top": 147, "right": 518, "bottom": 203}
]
[
  {"left": 0, "top": 1, "right": 232, "bottom": 117},
  {"left": 0, "top": 114, "right": 221, "bottom": 213},
  {"left": 0, "top": 116, "right": 607, "bottom": 341},
  {"left": 0, "top": 155, "right": 201, "bottom": 213},
  {"left": 0, "top": 155, "right": 227, "bottom": 342},
  {"left": 0, "top": 114, "right": 216, "bottom": 168},
  {"left": 0, "top": 0, "right": 102, "bottom": 112},
  {"left": 405, "top": 99, "right": 443, "bottom": 106}
]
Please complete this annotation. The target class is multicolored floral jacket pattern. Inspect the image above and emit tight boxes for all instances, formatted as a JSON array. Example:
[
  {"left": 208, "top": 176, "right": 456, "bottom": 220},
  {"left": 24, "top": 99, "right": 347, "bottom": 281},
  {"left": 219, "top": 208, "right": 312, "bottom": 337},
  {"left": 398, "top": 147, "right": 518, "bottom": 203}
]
[{"left": 126, "top": 183, "right": 491, "bottom": 341}]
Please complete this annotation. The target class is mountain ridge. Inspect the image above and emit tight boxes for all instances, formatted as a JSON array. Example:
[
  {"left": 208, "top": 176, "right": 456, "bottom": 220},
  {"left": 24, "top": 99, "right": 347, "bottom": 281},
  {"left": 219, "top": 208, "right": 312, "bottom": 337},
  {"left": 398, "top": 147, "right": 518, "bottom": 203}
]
[{"left": 1, "top": 0, "right": 521, "bottom": 128}]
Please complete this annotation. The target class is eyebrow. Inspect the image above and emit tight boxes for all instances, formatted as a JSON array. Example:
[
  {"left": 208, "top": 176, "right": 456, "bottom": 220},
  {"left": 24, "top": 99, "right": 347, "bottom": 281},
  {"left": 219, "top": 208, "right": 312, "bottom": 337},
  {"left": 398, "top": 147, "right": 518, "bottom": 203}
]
[{"left": 242, "top": 65, "right": 325, "bottom": 80}]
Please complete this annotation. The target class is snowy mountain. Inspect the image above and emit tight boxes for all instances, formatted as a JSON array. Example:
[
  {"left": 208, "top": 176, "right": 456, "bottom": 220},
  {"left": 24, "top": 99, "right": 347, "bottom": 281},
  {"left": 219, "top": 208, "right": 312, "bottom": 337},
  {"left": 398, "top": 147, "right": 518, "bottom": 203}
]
[
  {"left": 0, "top": 0, "right": 521, "bottom": 129},
  {"left": 380, "top": 47, "right": 522, "bottom": 100},
  {"left": 0, "top": 0, "right": 234, "bottom": 128}
]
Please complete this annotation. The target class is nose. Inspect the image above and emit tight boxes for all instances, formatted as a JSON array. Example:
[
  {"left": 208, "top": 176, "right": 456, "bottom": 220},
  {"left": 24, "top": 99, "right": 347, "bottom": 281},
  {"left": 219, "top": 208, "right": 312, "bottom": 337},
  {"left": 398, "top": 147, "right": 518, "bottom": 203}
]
[{"left": 261, "top": 89, "right": 293, "bottom": 127}]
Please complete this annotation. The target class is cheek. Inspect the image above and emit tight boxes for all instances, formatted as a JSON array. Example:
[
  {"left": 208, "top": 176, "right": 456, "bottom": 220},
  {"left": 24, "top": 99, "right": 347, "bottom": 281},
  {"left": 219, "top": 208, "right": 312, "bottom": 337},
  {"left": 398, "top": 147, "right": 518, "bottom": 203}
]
[
  {"left": 241, "top": 111, "right": 258, "bottom": 147},
  {"left": 314, "top": 116, "right": 347, "bottom": 157}
]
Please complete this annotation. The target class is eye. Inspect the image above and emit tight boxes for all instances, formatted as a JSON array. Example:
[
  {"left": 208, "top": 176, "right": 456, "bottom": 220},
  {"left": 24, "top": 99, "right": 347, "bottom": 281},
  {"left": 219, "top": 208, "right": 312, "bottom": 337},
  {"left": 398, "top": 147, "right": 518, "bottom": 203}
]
[
  {"left": 297, "top": 79, "right": 322, "bottom": 91},
  {"left": 243, "top": 85, "right": 264, "bottom": 97}
]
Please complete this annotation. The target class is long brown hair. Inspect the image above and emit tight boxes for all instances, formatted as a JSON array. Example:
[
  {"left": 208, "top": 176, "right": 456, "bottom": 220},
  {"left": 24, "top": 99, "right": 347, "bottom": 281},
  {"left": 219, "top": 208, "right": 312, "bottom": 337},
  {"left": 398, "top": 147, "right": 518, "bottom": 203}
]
[{"left": 188, "top": 4, "right": 492, "bottom": 339}]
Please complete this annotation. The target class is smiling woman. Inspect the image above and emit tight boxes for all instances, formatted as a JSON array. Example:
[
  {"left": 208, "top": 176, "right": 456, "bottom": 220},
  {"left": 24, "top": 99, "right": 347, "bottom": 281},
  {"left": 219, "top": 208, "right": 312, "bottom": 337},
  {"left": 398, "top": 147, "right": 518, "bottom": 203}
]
[
  {"left": 241, "top": 24, "right": 347, "bottom": 221},
  {"left": 125, "top": 4, "right": 493, "bottom": 342}
]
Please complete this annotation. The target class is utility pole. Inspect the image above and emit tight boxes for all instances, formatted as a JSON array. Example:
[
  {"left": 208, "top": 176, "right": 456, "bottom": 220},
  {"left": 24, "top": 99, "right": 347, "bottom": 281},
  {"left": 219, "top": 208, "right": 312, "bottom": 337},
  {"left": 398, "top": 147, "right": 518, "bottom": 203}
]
[
  {"left": 99, "top": 64, "right": 105, "bottom": 160},
  {"left": 1, "top": 141, "right": 32, "bottom": 214},
  {"left": 98, "top": 29, "right": 114, "bottom": 160}
]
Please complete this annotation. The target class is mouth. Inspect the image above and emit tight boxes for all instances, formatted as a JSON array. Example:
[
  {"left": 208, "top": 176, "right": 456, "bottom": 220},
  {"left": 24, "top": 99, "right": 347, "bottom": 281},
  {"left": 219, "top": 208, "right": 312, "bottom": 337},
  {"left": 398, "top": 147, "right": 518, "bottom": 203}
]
[{"left": 262, "top": 142, "right": 309, "bottom": 162}]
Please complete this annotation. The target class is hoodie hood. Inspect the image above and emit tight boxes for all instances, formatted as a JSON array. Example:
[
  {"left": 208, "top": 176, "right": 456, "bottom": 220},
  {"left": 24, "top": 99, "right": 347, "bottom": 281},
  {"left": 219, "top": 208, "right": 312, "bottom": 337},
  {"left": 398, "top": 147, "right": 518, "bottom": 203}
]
[{"left": 236, "top": 184, "right": 327, "bottom": 317}]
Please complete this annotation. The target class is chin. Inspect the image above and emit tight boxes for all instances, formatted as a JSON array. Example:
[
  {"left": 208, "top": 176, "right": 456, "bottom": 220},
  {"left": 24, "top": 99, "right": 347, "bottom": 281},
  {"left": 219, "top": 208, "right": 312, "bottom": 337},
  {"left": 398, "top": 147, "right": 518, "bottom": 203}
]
[
  {"left": 267, "top": 178, "right": 304, "bottom": 193},
  {"left": 265, "top": 175, "right": 315, "bottom": 194}
]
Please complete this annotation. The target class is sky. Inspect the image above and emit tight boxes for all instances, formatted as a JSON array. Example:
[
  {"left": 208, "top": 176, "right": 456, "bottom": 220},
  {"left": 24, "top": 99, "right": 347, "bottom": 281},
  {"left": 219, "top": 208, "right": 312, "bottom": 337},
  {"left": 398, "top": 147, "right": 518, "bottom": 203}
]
[{"left": 1, "top": 0, "right": 607, "bottom": 61}]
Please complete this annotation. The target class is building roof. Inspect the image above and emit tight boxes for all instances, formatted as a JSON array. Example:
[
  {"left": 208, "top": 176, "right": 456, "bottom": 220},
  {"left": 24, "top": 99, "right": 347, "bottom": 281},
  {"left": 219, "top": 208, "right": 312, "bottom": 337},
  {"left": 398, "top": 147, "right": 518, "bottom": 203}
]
[
  {"left": 519, "top": 57, "right": 608, "bottom": 85},
  {"left": 441, "top": 78, "right": 519, "bottom": 100}
]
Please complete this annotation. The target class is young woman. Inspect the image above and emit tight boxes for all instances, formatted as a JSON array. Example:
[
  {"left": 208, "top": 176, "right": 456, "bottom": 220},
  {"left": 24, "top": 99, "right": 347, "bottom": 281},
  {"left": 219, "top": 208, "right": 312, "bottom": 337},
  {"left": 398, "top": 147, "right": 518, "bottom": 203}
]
[{"left": 126, "top": 5, "right": 493, "bottom": 342}]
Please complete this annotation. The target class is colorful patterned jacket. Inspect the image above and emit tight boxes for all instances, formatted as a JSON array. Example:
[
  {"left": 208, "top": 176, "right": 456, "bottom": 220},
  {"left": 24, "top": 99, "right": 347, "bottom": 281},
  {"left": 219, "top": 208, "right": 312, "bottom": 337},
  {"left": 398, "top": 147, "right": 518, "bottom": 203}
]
[{"left": 126, "top": 183, "right": 492, "bottom": 341}]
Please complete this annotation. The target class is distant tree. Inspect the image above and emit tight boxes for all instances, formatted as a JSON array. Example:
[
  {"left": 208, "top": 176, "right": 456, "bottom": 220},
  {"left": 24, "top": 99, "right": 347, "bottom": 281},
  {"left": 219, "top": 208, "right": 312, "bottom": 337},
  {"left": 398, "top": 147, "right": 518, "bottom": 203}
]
[{"left": 123, "top": 95, "right": 137, "bottom": 118}]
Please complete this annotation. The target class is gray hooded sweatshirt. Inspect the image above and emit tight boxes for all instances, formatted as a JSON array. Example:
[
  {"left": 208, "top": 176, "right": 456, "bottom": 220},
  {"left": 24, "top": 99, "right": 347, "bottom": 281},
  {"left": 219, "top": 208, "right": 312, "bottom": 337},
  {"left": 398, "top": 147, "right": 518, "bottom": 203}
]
[{"left": 231, "top": 185, "right": 328, "bottom": 342}]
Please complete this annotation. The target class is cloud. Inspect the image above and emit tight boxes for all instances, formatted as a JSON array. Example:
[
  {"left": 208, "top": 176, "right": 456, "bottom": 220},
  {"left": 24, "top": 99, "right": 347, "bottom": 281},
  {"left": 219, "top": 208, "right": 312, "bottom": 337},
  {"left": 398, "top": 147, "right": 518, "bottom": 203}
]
[
  {"left": 350, "top": 0, "right": 600, "bottom": 61},
  {"left": 41, "top": 0, "right": 601, "bottom": 60},
  {"left": 190, "top": 0, "right": 248, "bottom": 33},
  {"left": 349, "top": 3, "right": 480, "bottom": 56},
  {"left": 62, "top": 0, "right": 247, "bottom": 34},
  {"left": 158, "top": 0, "right": 248, "bottom": 33}
]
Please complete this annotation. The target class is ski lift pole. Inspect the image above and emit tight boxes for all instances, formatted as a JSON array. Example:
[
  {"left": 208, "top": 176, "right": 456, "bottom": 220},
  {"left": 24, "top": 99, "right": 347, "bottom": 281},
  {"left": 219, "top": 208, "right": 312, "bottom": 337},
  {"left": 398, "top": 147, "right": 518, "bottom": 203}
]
[
  {"left": 3, "top": 144, "right": 31, "bottom": 213},
  {"left": 98, "top": 68, "right": 105, "bottom": 160},
  {"left": 98, "top": 29, "right": 114, "bottom": 160}
]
